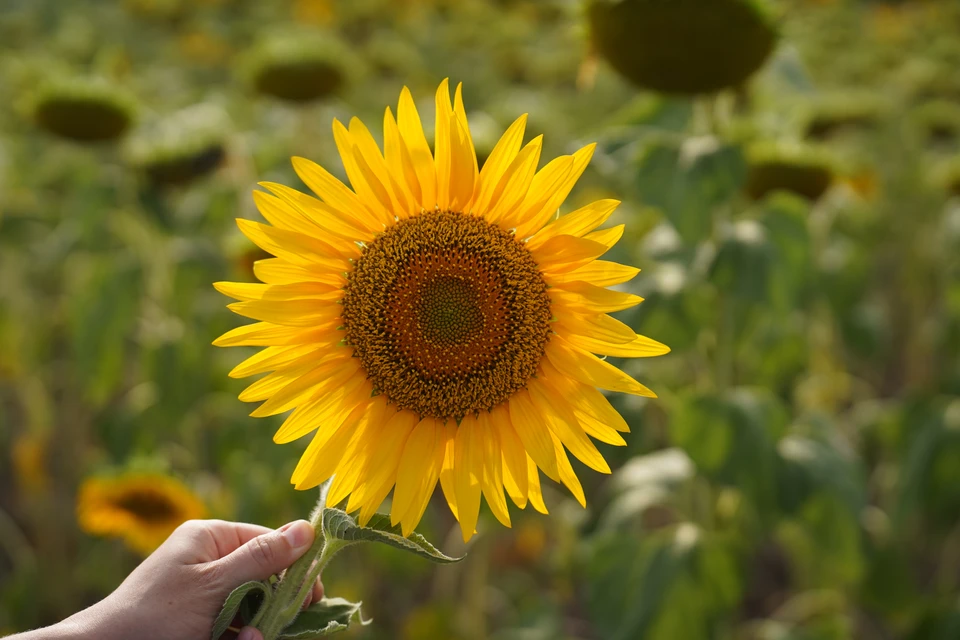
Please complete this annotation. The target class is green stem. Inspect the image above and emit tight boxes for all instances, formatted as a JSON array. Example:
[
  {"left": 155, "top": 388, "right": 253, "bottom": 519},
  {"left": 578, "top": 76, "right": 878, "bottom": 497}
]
[{"left": 254, "top": 508, "right": 353, "bottom": 640}]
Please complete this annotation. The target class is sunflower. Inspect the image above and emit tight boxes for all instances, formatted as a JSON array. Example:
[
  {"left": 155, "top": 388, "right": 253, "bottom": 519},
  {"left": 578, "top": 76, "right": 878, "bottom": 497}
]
[
  {"left": 215, "top": 80, "right": 669, "bottom": 541},
  {"left": 77, "top": 474, "right": 207, "bottom": 554}
]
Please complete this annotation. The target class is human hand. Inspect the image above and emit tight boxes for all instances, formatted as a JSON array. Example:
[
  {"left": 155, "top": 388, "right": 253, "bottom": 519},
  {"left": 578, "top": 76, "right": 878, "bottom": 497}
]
[{"left": 23, "top": 519, "right": 323, "bottom": 640}]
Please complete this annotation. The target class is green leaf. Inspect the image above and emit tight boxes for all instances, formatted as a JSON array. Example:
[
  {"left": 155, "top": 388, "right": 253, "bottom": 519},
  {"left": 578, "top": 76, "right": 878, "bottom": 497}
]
[
  {"left": 211, "top": 580, "right": 271, "bottom": 640},
  {"left": 322, "top": 509, "right": 463, "bottom": 564},
  {"left": 278, "top": 597, "right": 369, "bottom": 639}
]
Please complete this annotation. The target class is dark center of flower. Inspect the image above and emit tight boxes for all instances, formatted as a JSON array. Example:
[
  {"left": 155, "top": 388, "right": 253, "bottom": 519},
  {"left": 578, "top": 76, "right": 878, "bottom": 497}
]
[
  {"left": 114, "top": 490, "right": 179, "bottom": 523},
  {"left": 342, "top": 210, "right": 552, "bottom": 421}
]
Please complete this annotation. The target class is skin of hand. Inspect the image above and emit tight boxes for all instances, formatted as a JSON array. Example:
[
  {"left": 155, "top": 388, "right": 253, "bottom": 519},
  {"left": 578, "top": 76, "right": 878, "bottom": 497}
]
[{"left": 9, "top": 519, "right": 323, "bottom": 640}]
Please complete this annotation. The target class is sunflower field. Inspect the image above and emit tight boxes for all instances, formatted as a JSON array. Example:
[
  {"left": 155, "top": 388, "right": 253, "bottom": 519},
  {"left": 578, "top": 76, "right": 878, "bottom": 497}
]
[{"left": 2, "top": 0, "right": 960, "bottom": 638}]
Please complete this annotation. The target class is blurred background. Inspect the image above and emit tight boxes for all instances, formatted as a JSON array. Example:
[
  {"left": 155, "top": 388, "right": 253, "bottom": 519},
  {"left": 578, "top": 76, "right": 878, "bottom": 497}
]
[{"left": 2, "top": 0, "right": 960, "bottom": 638}]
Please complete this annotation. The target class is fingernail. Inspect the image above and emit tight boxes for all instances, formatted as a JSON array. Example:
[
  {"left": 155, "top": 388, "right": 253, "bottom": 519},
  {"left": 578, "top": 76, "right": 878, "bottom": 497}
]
[
  {"left": 237, "top": 628, "right": 258, "bottom": 640},
  {"left": 281, "top": 520, "right": 313, "bottom": 549}
]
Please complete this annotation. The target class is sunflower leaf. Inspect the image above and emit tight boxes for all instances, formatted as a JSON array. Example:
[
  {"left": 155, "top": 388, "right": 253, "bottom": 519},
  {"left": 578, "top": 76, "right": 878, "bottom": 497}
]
[
  {"left": 321, "top": 508, "right": 463, "bottom": 564},
  {"left": 211, "top": 580, "right": 272, "bottom": 640},
  {"left": 278, "top": 597, "right": 369, "bottom": 639}
]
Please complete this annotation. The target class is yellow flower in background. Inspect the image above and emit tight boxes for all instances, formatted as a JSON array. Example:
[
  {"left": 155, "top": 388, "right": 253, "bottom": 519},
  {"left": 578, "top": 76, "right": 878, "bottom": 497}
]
[
  {"left": 215, "top": 80, "right": 668, "bottom": 541},
  {"left": 77, "top": 474, "right": 206, "bottom": 554}
]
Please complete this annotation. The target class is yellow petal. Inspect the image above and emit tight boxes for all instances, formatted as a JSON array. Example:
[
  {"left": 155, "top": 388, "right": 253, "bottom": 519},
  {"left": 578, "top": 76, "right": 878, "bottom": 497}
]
[
  {"left": 564, "top": 332, "right": 672, "bottom": 359},
  {"left": 582, "top": 224, "right": 624, "bottom": 250},
  {"left": 526, "top": 456, "right": 548, "bottom": 514},
  {"left": 507, "top": 389, "right": 560, "bottom": 482},
  {"left": 229, "top": 344, "right": 326, "bottom": 379},
  {"left": 227, "top": 298, "right": 341, "bottom": 327},
  {"left": 291, "top": 400, "right": 371, "bottom": 489},
  {"left": 555, "top": 312, "right": 636, "bottom": 345},
  {"left": 252, "top": 191, "right": 359, "bottom": 256},
  {"left": 474, "top": 114, "right": 527, "bottom": 215},
  {"left": 528, "top": 379, "right": 610, "bottom": 474},
  {"left": 347, "top": 406, "right": 418, "bottom": 521},
  {"left": 449, "top": 83, "right": 477, "bottom": 210},
  {"left": 546, "top": 260, "right": 640, "bottom": 287},
  {"left": 349, "top": 116, "right": 413, "bottom": 216},
  {"left": 252, "top": 259, "right": 346, "bottom": 288},
  {"left": 252, "top": 356, "right": 360, "bottom": 417},
  {"left": 236, "top": 219, "right": 349, "bottom": 271},
  {"left": 551, "top": 433, "right": 586, "bottom": 507},
  {"left": 271, "top": 374, "right": 369, "bottom": 442},
  {"left": 549, "top": 281, "right": 643, "bottom": 314},
  {"left": 214, "top": 281, "right": 341, "bottom": 302},
  {"left": 485, "top": 136, "right": 543, "bottom": 225},
  {"left": 454, "top": 414, "right": 483, "bottom": 542},
  {"left": 214, "top": 322, "right": 319, "bottom": 347},
  {"left": 438, "top": 426, "right": 459, "bottom": 522},
  {"left": 383, "top": 107, "right": 422, "bottom": 216},
  {"left": 546, "top": 335, "right": 656, "bottom": 398},
  {"left": 513, "top": 143, "right": 597, "bottom": 239},
  {"left": 332, "top": 119, "right": 394, "bottom": 227},
  {"left": 259, "top": 181, "right": 376, "bottom": 238},
  {"left": 392, "top": 417, "right": 448, "bottom": 536},
  {"left": 538, "top": 359, "right": 628, "bottom": 444},
  {"left": 434, "top": 79, "right": 453, "bottom": 209},
  {"left": 326, "top": 404, "right": 382, "bottom": 506},
  {"left": 292, "top": 156, "right": 381, "bottom": 231},
  {"left": 493, "top": 404, "right": 529, "bottom": 509},
  {"left": 398, "top": 86, "right": 437, "bottom": 208},
  {"left": 477, "top": 410, "right": 511, "bottom": 527},
  {"left": 531, "top": 235, "right": 609, "bottom": 275},
  {"left": 527, "top": 199, "right": 620, "bottom": 250},
  {"left": 499, "top": 155, "right": 573, "bottom": 233}
]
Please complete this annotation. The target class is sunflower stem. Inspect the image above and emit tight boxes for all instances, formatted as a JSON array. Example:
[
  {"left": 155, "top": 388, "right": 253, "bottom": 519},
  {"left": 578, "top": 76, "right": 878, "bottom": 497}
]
[{"left": 253, "top": 494, "right": 352, "bottom": 640}]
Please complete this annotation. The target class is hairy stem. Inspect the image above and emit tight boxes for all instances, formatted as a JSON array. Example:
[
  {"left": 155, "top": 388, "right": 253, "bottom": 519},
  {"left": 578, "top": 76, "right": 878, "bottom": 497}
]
[{"left": 253, "top": 500, "right": 352, "bottom": 639}]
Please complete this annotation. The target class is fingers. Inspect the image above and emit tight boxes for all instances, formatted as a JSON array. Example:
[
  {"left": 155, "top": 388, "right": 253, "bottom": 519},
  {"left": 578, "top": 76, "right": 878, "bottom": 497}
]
[
  {"left": 237, "top": 627, "right": 263, "bottom": 640},
  {"left": 213, "top": 520, "right": 315, "bottom": 584},
  {"left": 301, "top": 577, "right": 324, "bottom": 610},
  {"left": 195, "top": 520, "right": 275, "bottom": 559}
]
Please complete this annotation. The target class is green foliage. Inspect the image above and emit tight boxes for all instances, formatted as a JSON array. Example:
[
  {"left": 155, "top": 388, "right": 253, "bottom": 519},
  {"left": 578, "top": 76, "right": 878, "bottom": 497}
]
[
  {"left": 2, "top": 0, "right": 960, "bottom": 638},
  {"left": 323, "top": 510, "right": 463, "bottom": 564}
]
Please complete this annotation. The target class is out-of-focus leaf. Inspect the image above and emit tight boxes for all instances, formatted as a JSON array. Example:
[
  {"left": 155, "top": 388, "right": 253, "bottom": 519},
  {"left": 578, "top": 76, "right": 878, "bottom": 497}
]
[
  {"left": 586, "top": 524, "right": 742, "bottom": 640},
  {"left": 600, "top": 448, "right": 694, "bottom": 531},
  {"left": 777, "top": 494, "right": 864, "bottom": 589},
  {"left": 709, "top": 219, "right": 774, "bottom": 304},
  {"left": 634, "top": 137, "right": 747, "bottom": 244},
  {"left": 776, "top": 435, "right": 865, "bottom": 516},
  {"left": 673, "top": 389, "right": 786, "bottom": 513}
]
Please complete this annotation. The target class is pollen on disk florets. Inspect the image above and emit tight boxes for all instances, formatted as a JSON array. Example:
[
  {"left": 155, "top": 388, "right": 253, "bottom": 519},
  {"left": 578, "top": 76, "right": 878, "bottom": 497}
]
[{"left": 342, "top": 210, "right": 552, "bottom": 421}]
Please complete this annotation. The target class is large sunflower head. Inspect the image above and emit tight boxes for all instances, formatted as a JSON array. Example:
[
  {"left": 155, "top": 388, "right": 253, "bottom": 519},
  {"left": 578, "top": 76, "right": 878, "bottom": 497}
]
[
  {"left": 76, "top": 473, "right": 207, "bottom": 554},
  {"left": 215, "top": 80, "right": 669, "bottom": 541}
]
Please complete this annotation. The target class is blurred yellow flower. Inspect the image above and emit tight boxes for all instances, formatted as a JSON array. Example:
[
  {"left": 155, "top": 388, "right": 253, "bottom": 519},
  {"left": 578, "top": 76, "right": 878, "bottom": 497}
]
[
  {"left": 12, "top": 433, "right": 50, "bottom": 493},
  {"left": 293, "top": 0, "right": 334, "bottom": 25},
  {"left": 215, "top": 80, "right": 668, "bottom": 542},
  {"left": 77, "top": 474, "right": 206, "bottom": 554}
]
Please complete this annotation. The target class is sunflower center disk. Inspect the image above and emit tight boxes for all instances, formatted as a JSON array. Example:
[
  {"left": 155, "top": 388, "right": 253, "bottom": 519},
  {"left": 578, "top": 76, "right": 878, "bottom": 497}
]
[
  {"left": 114, "top": 490, "right": 179, "bottom": 522},
  {"left": 342, "top": 210, "right": 552, "bottom": 421}
]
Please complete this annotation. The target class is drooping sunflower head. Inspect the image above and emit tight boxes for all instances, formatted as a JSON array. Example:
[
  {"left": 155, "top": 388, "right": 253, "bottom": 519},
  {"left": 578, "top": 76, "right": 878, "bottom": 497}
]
[
  {"left": 745, "top": 142, "right": 835, "bottom": 202},
  {"left": 124, "top": 103, "right": 229, "bottom": 188},
  {"left": 32, "top": 76, "right": 137, "bottom": 143},
  {"left": 76, "top": 473, "right": 207, "bottom": 554},
  {"left": 587, "top": 0, "right": 778, "bottom": 96},
  {"left": 215, "top": 81, "right": 669, "bottom": 541}
]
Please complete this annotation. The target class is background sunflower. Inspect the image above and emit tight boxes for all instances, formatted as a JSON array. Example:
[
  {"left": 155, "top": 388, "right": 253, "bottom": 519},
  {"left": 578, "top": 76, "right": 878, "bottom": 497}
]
[{"left": 2, "top": 0, "right": 960, "bottom": 638}]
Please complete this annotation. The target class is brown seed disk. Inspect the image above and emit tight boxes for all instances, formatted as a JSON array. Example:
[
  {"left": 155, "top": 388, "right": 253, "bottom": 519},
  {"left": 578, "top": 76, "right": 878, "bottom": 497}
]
[{"left": 341, "top": 210, "right": 552, "bottom": 420}]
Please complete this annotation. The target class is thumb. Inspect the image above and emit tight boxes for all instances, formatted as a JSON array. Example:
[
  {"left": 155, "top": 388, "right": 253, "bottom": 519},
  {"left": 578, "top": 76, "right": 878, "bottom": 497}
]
[{"left": 215, "top": 520, "right": 315, "bottom": 584}]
